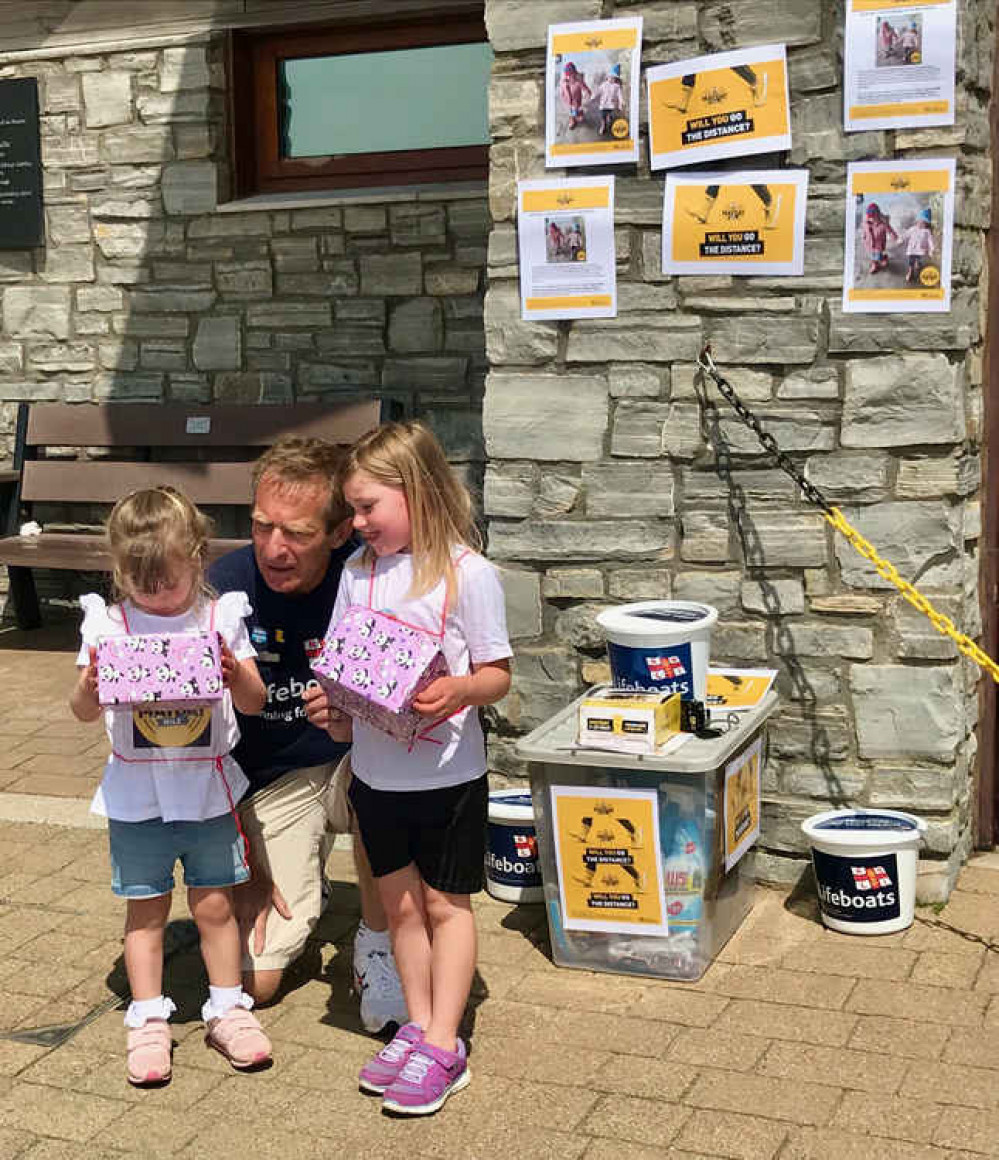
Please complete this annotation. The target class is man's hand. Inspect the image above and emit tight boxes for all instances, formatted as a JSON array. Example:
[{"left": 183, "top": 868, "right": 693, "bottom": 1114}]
[
  {"left": 235, "top": 872, "right": 292, "bottom": 957},
  {"left": 303, "top": 683, "right": 352, "bottom": 741}
]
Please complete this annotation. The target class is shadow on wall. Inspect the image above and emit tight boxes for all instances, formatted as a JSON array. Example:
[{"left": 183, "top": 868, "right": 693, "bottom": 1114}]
[{"left": 693, "top": 366, "right": 848, "bottom": 819}]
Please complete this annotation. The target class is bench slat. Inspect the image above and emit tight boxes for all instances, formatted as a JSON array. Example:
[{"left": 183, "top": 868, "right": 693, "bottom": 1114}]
[
  {"left": 21, "top": 461, "right": 256, "bottom": 505},
  {"left": 0, "top": 533, "right": 249, "bottom": 571},
  {"left": 25, "top": 399, "right": 384, "bottom": 448}
]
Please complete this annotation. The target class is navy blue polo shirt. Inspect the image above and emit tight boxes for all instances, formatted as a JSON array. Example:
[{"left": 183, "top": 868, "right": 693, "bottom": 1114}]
[{"left": 209, "top": 543, "right": 352, "bottom": 797}]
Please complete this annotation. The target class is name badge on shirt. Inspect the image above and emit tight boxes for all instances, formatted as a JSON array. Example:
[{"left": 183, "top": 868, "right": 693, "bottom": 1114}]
[{"left": 132, "top": 707, "right": 212, "bottom": 750}]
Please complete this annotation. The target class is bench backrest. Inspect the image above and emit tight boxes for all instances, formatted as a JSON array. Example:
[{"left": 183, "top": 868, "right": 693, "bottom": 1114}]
[{"left": 14, "top": 399, "right": 394, "bottom": 507}]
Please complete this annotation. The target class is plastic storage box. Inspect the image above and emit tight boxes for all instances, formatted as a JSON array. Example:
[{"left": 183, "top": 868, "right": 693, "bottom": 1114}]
[{"left": 516, "top": 690, "right": 777, "bottom": 981}]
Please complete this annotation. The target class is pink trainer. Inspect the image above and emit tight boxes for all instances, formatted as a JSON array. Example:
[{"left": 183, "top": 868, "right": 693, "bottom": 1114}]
[
  {"left": 205, "top": 1006, "right": 272, "bottom": 1070},
  {"left": 126, "top": 1019, "right": 172, "bottom": 1086}
]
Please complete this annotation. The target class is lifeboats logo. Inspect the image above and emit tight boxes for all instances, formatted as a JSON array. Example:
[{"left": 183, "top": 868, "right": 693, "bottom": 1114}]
[
  {"left": 852, "top": 864, "right": 892, "bottom": 891},
  {"left": 813, "top": 850, "right": 900, "bottom": 924},
  {"left": 513, "top": 833, "right": 537, "bottom": 860},
  {"left": 647, "top": 655, "right": 686, "bottom": 681}
]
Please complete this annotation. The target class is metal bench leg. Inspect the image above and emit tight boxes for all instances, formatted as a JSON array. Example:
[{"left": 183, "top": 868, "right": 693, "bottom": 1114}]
[{"left": 7, "top": 567, "right": 41, "bottom": 630}]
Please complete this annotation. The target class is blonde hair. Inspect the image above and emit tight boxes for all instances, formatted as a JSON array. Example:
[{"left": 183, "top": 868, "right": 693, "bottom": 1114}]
[
  {"left": 107, "top": 486, "right": 213, "bottom": 604},
  {"left": 339, "top": 420, "right": 481, "bottom": 600},
  {"left": 251, "top": 437, "right": 348, "bottom": 532}
]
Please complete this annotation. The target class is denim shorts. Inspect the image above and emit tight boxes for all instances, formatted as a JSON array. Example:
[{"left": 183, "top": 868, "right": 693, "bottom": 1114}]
[{"left": 108, "top": 813, "right": 250, "bottom": 898}]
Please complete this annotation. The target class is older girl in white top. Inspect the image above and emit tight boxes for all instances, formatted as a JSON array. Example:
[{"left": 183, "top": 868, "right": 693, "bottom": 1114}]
[
  {"left": 71, "top": 487, "right": 271, "bottom": 1086},
  {"left": 306, "top": 421, "right": 512, "bottom": 1117}
]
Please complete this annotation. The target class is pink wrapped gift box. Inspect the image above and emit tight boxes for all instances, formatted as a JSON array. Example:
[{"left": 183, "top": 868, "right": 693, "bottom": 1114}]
[
  {"left": 96, "top": 631, "right": 224, "bottom": 709},
  {"left": 311, "top": 606, "right": 449, "bottom": 746}
]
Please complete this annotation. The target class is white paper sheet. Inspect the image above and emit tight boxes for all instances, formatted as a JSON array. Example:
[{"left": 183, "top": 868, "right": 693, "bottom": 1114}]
[
  {"left": 842, "top": 158, "right": 955, "bottom": 313},
  {"left": 545, "top": 17, "right": 642, "bottom": 168},
  {"left": 517, "top": 176, "right": 617, "bottom": 321},
  {"left": 844, "top": 0, "right": 956, "bottom": 131}
]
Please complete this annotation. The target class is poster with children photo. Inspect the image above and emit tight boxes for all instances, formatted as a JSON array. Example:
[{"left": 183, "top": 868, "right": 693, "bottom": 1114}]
[
  {"left": 842, "top": 158, "right": 954, "bottom": 313},
  {"left": 546, "top": 16, "right": 642, "bottom": 168},
  {"left": 844, "top": 0, "right": 955, "bottom": 131}
]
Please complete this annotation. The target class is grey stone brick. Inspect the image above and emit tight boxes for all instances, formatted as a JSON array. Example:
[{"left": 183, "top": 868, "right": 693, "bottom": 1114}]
[
  {"left": 497, "top": 565, "right": 542, "bottom": 640},
  {"left": 193, "top": 316, "right": 240, "bottom": 371},
  {"left": 850, "top": 665, "right": 963, "bottom": 761},
  {"left": 389, "top": 298, "right": 443, "bottom": 353},
  {"left": 583, "top": 462, "right": 675, "bottom": 518},
  {"left": 82, "top": 71, "right": 131, "bottom": 128},
  {"left": 835, "top": 501, "right": 960, "bottom": 590},
  {"left": 489, "top": 519, "right": 672, "bottom": 562},
  {"left": 360, "top": 252, "right": 422, "bottom": 296},
  {"left": 483, "top": 372, "right": 608, "bottom": 461}
]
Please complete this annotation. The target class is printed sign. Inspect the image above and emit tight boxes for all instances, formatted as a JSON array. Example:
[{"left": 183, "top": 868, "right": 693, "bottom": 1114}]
[
  {"left": 551, "top": 785, "right": 667, "bottom": 934},
  {"left": 517, "top": 176, "right": 616, "bottom": 320},
  {"left": 844, "top": 0, "right": 956, "bottom": 131},
  {"left": 843, "top": 158, "right": 954, "bottom": 313},
  {"left": 724, "top": 736, "right": 762, "bottom": 871},
  {"left": 0, "top": 78, "right": 43, "bottom": 249},
  {"left": 662, "top": 170, "right": 808, "bottom": 276},
  {"left": 812, "top": 849, "right": 901, "bottom": 924},
  {"left": 647, "top": 44, "right": 791, "bottom": 170},
  {"left": 606, "top": 640, "right": 694, "bottom": 699},
  {"left": 132, "top": 707, "right": 212, "bottom": 750},
  {"left": 706, "top": 668, "right": 778, "bottom": 712},
  {"left": 546, "top": 17, "right": 642, "bottom": 168},
  {"left": 486, "top": 822, "right": 542, "bottom": 890}
]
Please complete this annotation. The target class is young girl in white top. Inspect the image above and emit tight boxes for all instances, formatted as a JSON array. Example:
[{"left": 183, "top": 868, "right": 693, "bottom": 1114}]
[
  {"left": 305, "top": 421, "right": 512, "bottom": 1117},
  {"left": 70, "top": 486, "right": 272, "bottom": 1086}
]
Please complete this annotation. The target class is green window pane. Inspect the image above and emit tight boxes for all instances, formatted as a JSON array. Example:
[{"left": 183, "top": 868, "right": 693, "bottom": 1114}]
[{"left": 280, "top": 42, "right": 493, "bottom": 158}]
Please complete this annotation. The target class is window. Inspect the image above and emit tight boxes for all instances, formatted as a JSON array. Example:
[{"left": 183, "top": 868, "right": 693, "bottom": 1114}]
[{"left": 229, "top": 13, "right": 492, "bottom": 196}]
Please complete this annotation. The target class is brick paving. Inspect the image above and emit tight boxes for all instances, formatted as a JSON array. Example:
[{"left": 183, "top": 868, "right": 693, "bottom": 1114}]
[{"left": 0, "top": 623, "right": 998, "bottom": 1156}]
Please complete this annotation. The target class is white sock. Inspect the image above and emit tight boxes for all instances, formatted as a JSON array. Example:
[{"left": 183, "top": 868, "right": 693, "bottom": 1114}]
[
  {"left": 208, "top": 985, "right": 243, "bottom": 1015},
  {"left": 202, "top": 985, "right": 252, "bottom": 1023},
  {"left": 123, "top": 994, "right": 175, "bottom": 1029}
]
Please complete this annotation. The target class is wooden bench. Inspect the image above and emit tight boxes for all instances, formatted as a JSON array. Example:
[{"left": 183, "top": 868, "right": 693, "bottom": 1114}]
[{"left": 0, "top": 398, "right": 397, "bottom": 629}]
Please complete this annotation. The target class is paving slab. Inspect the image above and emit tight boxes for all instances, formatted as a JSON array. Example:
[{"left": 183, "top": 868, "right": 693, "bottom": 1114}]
[{"left": 1, "top": 624, "right": 999, "bottom": 1156}]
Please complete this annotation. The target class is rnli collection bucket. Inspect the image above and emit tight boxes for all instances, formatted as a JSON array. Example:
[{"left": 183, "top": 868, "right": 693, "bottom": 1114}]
[
  {"left": 801, "top": 809, "right": 927, "bottom": 935},
  {"left": 485, "top": 789, "right": 544, "bottom": 904},
  {"left": 595, "top": 601, "right": 718, "bottom": 702}
]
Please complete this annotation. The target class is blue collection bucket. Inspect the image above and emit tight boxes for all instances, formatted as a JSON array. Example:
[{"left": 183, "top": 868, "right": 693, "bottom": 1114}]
[
  {"left": 485, "top": 789, "right": 543, "bottom": 904},
  {"left": 596, "top": 601, "right": 718, "bottom": 702},
  {"left": 801, "top": 808, "right": 926, "bottom": 935}
]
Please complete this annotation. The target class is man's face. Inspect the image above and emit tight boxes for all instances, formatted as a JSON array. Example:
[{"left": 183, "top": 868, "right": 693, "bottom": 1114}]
[{"left": 251, "top": 474, "right": 350, "bottom": 596}]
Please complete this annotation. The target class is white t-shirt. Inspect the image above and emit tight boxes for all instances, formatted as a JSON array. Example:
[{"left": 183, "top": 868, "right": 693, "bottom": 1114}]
[
  {"left": 332, "top": 547, "right": 512, "bottom": 792},
  {"left": 77, "top": 591, "right": 256, "bottom": 823}
]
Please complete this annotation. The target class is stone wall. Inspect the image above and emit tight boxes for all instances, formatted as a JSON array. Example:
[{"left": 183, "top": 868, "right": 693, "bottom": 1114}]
[
  {"left": 483, "top": 0, "right": 996, "bottom": 900},
  {"left": 0, "top": 34, "right": 488, "bottom": 601}
]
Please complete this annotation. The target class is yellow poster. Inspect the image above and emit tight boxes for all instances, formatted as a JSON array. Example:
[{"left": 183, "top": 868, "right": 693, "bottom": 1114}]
[
  {"left": 706, "top": 668, "right": 778, "bottom": 712},
  {"left": 663, "top": 170, "right": 808, "bottom": 276},
  {"left": 551, "top": 785, "right": 668, "bottom": 934},
  {"left": 546, "top": 17, "right": 642, "bottom": 168},
  {"left": 724, "top": 737, "right": 762, "bottom": 871},
  {"left": 843, "top": 159, "right": 954, "bottom": 313},
  {"left": 647, "top": 44, "right": 791, "bottom": 170}
]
